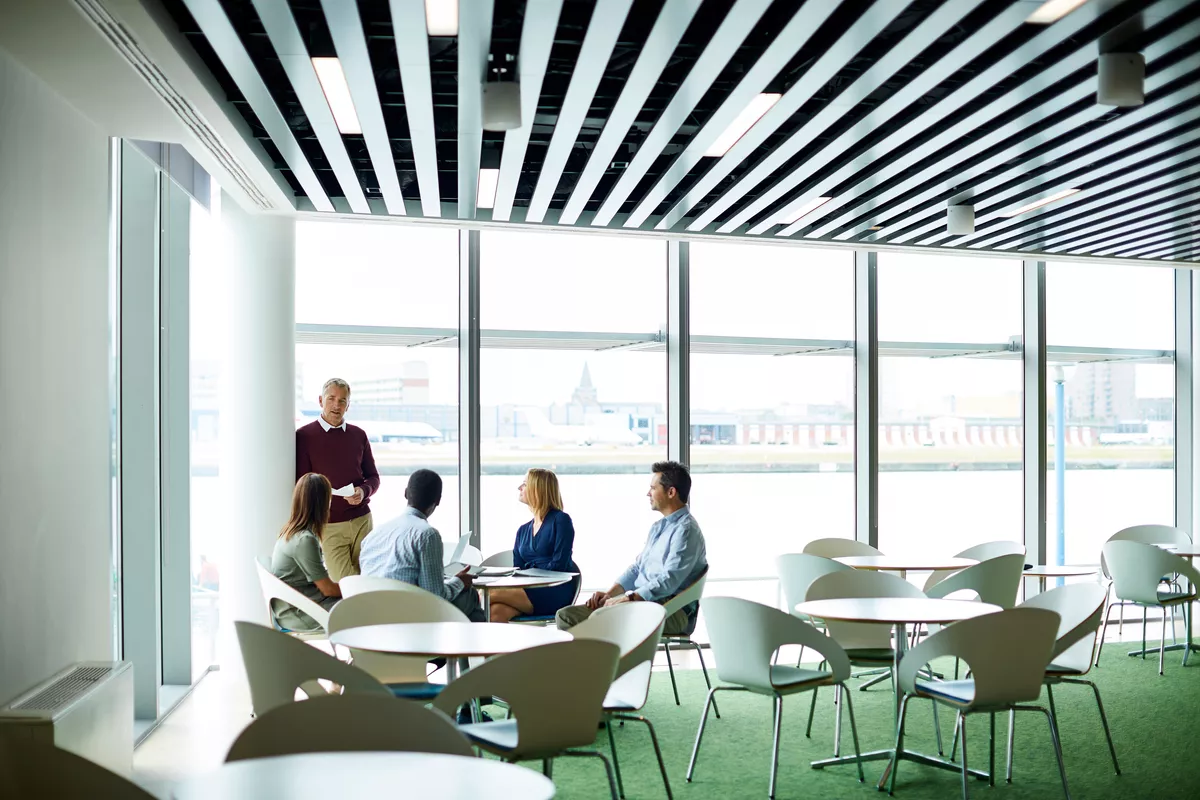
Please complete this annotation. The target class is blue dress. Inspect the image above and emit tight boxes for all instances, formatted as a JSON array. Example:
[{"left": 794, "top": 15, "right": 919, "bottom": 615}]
[{"left": 513, "top": 508, "right": 579, "bottom": 617}]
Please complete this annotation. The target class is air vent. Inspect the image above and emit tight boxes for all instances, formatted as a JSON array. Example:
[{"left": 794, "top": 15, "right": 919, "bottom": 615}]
[{"left": 12, "top": 666, "right": 114, "bottom": 712}]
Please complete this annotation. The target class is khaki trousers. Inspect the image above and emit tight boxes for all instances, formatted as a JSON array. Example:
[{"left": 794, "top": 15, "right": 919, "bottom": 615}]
[
  {"left": 556, "top": 602, "right": 691, "bottom": 634},
  {"left": 321, "top": 513, "right": 373, "bottom": 581}
]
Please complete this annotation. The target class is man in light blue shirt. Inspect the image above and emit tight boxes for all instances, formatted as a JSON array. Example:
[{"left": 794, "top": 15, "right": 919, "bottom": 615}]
[
  {"left": 556, "top": 461, "right": 707, "bottom": 634},
  {"left": 359, "top": 469, "right": 485, "bottom": 622}
]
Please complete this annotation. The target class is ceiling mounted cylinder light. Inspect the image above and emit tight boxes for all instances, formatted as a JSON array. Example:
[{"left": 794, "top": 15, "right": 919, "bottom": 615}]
[
  {"left": 947, "top": 204, "right": 975, "bottom": 235},
  {"left": 1098, "top": 52, "right": 1145, "bottom": 107}
]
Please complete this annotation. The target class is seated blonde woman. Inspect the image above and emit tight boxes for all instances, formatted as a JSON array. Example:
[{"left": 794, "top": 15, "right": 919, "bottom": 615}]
[
  {"left": 269, "top": 472, "right": 342, "bottom": 632},
  {"left": 488, "top": 469, "right": 578, "bottom": 623}
]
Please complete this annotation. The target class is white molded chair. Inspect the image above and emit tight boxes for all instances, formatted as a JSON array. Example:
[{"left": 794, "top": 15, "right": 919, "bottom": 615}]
[
  {"left": 340, "top": 574, "right": 429, "bottom": 598},
  {"left": 573, "top": 603, "right": 671, "bottom": 800},
  {"left": 235, "top": 620, "right": 392, "bottom": 717},
  {"left": 687, "top": 597, "right": 864, "bottom": 798},
  {"left": 802, "top": 538, "right": 884, "bottom": 558},
  {"left": 1099, "top": 540, "right": 1200, "bottom": 675},
  {"left": 1101, "top": 524, "right": 1191, "bottom": 639},
  {"left": 255, "top": 556, "right": 330, "bottom": 638},
  {"left": 923, "top": 541, "right": 1026, "bottom": 593},
  {"left": 225, "top": 694, "right": 474, "bottom": 762},
  {"left": 327, "top": 590, "right": 468, "bottom": 700},
  {"left": 891, "top": 608, "right": 1068, "bottom": 799},
  {"left": 433, "top": 639, "right": 622, "bottom": 799},
  {"left": 460, "top": 545, "right": 484, "bottom": 566},
  {"left": 0, "top": 740, "right": 156, "bottom": 799},
  {"left": 656, "top": 567, "right": 716, "bottom": 714},
  {"left": 925, "top": 554, "right": 1025, "bottom": 609},
  {"left": 1009, "top": 584, "right": 1118, "bottom": 781},
  {"left": 482, "top": 549, "right": 515, "bottom": 567},
  {"left": 777, "top": 553, "right": 854, "bottom": 666}
]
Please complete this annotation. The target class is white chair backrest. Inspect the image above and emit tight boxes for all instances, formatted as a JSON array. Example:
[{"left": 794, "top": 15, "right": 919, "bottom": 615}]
[
  {"left": 776, "top": 553, "right": 853, "bottom": 615},
  {"left": 225, "top": 694, "right": 474, "bottom": 762},
  {"left": 235, "top": 621, "right": 391, "bottom": 717},
  {"left": 924, "top": 553, "right": 1026, "bottom": 609},
  {"left": 432, "top": 640, "right": 620, "bottom": 757},
  {"left": 571, "top": 602, "right": 667, "bottom": 678},
  {"left": 898, "top": 608, "right": 1059, "bottom": 708},
  {"left": 802, "top": 538, "right": 883, "bottom": 558},
  {"left": 703, "top": 597, "right": 851, "bottom": 691},
  {"left": 255, "top": 556, "right": 330, "bottom": 632},
  {"left": 340, "top": 574, "right": 429, "bottom": 598},
  {"left": 1103, "top": 540, "right": 1200, "bottom": 605},
  {"left": 460, "top": 545, "right": 484, "bottom": 566},
  {"left": 444, "top": 533, "right": 470, "bottom": 565},
  {"left": 328, "top": 590, "right": 469, "bottom": 684},
  {"left": 1018, "top": 583, "right": 1107, "bottom": 673},
  {"left": 1102, "top": 524, "right": 1192, "bottom": 578},
  {"left": 924, "top": 541, "right": 1026, "bottom": 592},
  {"left": 0, "top": 740, "right": 156, "bottom": 798},
  {"left": 662, "top": 565, "right": 709, "bottom": 616},
  {"left": 482, "top": 549, "right": 515, "bottom": 567},
  {"left": 807, "top": 570, "right": 925, "bottom": 650}
]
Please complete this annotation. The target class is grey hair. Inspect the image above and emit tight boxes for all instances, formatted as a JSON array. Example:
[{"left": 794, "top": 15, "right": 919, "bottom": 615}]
[{"left": 321, "top": 378, "right": 351, "bottom": 397}]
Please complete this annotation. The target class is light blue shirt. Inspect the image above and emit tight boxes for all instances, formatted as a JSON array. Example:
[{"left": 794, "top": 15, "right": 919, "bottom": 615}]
[
  {"left": 359, "top": 508, "right": 464, "bottom": 602},
  {"left": 616, "top": 507, "right": 707, "bottom": 603}
]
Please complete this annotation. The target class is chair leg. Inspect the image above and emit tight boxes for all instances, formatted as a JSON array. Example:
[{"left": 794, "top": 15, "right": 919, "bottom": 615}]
[
  {"left": 560, "top": 752, "right": 620, "bottom": 800},
  {"left": 932, "top": 696, "right": 944, "bottom": 755},
  {"left": 693, "top": 641, "right": 720, "bottom": 718},
  {"left": 615, "top": 714, "right": 674, "bottom": 800},
  {"left": 1096, "top": 602, "right": 1116, "bottom": 667},
  {"left": 769, "top": 694, "right": 783, "bottom": 799},
  {"left": 832, "top": 685, "right": 842, "bottom": 757},
  {"left": 663, "top": 644, "right": 680, "bottom": 705},
  {"left": 1141, "top": 606, "right": 1148, "bottom": 660},
  {"left": 1005, "top": 708, "right": 1016, "bottom": 783},
  {"left": 840, "top": 685, "right": 866, "bottom": 783},
  {"left": 542, "top": 758, "right": 554, "bottom": 777},
  {"left": 958, "top": 713, "right": 970, "bottom": 800},
  {"left": 687, "top": 686, "right": 731, "bottom": 782},
  {"left": 605, "top": 718, "right": 625, "bottom": 799},
  {"left": 1059, "top": 678, "right": 1119, "bottom": 775},
  {"left": 1160, "top": 608, "right": 1168, "bottom": 676},
  {"left": 796, "top": 643, "right": 805, "bottom": 668},
  {"left": 886, "top": 694, "right": 912, "bottom": 796},
  {"left": 806, "top": 685, "right": 819, "bottom": 738},
  {"left": 1039, "top": 707, "right": 1072, "bottom": 800}
]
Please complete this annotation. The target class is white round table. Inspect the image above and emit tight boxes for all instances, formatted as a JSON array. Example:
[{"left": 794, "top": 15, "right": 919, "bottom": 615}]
[
  {"left": 835, "top": 555, "right": 978, "bottom": 579},
  {"left": 170, "top": 752, "right": 555, "bottom": 799},
  {"left": 1022, "top": 564, "right": 1099, "bottom": 593},
  {"left": 794, "top": 597, "right": 1000, "bottom": 788},
  {"left": 473, "top": 570, "right": 573, "bottom": 619}
]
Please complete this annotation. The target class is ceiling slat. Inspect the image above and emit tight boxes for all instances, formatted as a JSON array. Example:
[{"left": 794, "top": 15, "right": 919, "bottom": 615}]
[
  {"left": 556, "top": 0, "right": 702, "bottom": 226},
  {"left": 389, "top": 0, "right": 441, "bottom": 216},
  {"left": 253, "top": 0, "right": 369, "bottom": 214},
  {"left": 1053, "top": 195, "right": 1200, "bottom": 254},
  {"left": 181, "top": 0, "right": 333, "bottom": 211},
  {"left": 1102, "top": 217, "right": 1200, "bottom": 256},
  {"left": 491, "top": 0, "right": 563, "bottom": 222},
  {"left": 586, "top": 0, "right": 773, "bottom": 228},
  {"left": 458, "top": 0, "right": 495, "bottom": 218},
  {"left": 523, "top": 0, "right": 634, "bottom": 224},
  {"left": 1131, "top": 228, "right": 1200, "bottom": 259},
  {"left": 318, "top": 0, "right": 406, "bottom": 215}
]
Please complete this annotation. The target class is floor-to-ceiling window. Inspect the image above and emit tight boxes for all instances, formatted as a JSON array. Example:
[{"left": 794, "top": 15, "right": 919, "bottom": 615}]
[
  {"left": 689, "top": 242, "right": 854, "bottom": 602},
  {"left": 479, "top": 231, "right": 667, "bottom": 583},
  {"left": 1046, "top": 261, "right": 1175, "bottom": 565},
  {"left": 877, "top": 253, "right": 1024, "bottom": 557}
]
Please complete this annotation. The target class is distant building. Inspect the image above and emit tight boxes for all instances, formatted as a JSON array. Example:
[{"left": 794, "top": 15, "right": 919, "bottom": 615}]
[
  {"left": 1066, "top": 363, "right": 1138, "bottom": 422},
  {"left": 351, "top": 362, "right": 431, "bottom": 405}
]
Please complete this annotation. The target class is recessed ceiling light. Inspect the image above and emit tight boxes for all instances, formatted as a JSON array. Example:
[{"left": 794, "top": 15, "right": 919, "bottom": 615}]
[
  {"left": 1001, "top": 189, "right": 1081, "bottom": 218},
  {"left": 1026, "top": 0, "right": 1090, "bottom": 24},
  {"left": 477, "top": 168, "right": 499, "bottom": 208},
  {"left": 311, "top": 58, "right": 362, "bottom": 134},
  {"left": 780, "top": 196, "right": 833, "bottom": 225},
  {"left": 705, "top": 93, "right": 782, "bottom": 158},
  {"left": 425, "top": 0, "right": 459, "bottom": 36}
]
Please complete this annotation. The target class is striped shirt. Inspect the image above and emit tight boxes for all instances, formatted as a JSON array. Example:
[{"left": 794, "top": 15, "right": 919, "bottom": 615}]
[{"left": 359, "top": 508, "right": 463, "bottom": 601}]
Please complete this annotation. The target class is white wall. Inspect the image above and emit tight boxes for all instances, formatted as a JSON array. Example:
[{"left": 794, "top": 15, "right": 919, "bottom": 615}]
[{"left": 0, "top": 47, "right": 114, "bottom": 702}]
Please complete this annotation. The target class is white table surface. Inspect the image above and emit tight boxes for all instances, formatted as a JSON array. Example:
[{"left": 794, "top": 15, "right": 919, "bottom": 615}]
[
  {"left": 329, "top": 622, "right": 571, "bottom": 658},
  {"left": 794, "top": 597, "right": 1002, "bottom": 625},
  {"left": 474, "top": 569, "right": 573, "bottom": 589},
  {"left": 1023, "top": 565, "right": 1099, "bottom": 578},
  {"left": 169, "top": 752, "right": 555, "bottom": 799},
  {"left": 835, "top": 556, "right": 978, "bottom": 572}
]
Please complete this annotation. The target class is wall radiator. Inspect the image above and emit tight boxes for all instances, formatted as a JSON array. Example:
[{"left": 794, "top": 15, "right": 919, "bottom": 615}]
[{"left": 0, "top": 662, "right": 134, "bottom": 777}]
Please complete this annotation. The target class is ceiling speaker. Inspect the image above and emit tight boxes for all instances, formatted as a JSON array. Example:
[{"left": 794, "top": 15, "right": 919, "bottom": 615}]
[
  {"left": 1098, "top": 53, "right": 1145, "bottom": 107},
  {"left": 947, "top": 204, "right": 975, "bottom": 235},
  {"left": 483, "top": 82, "right": 522, "bottom": 131}
]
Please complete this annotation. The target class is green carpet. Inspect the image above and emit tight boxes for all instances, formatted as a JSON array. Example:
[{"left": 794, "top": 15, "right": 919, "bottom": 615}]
[{"left": 504, "top": 642, "right": 1200, "bottom": 800}]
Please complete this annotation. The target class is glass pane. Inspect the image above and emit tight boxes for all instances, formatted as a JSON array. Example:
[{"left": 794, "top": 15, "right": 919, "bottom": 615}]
[
  {"left": 1047, "top": 262, "right": 1174, "bottom": 349},
  {"left": 877, "top": 254, "right": 1024, "bottom": 557}
]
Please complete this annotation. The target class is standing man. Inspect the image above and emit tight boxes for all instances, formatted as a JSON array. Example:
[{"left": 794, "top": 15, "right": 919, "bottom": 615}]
[
  {"left": 556, "top": 461, "right": 707, "bottom": 634},
  {"left": 296, "top": 378, "right": 380, "bottom": 580}
]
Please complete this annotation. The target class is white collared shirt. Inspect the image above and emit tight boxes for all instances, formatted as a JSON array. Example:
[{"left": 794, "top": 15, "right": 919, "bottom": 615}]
[{"left": 317, "top": 416, "right": 347, "bottom": 432}]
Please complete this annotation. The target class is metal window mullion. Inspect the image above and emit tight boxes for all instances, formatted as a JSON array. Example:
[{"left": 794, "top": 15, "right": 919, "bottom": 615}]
[
  {"left": 1176, "top": 268, "right": 1193, "bottom": 534},
  {"left": 668, "top": 240, "right": 689, "bottom": 465},
  {"left": 108, "top": 138, "right": 123, "bottom": 661},
  {"left": 1023, "top": 259, "right": 1048, "bottom": 575},
  {"left": 855, "top": 250, "right": 878, "bottom": 548},
  {"left": 460, "top": 229, "right": 481, "bottom": 549}
]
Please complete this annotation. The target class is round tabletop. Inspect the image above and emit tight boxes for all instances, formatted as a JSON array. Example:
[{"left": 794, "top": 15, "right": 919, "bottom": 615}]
[
  {"left": 475, "top": 571, "right": 573, "bottom": 590},
  {"left": 1023, "top": 565, "right": 1099, "bottom": 578},
  {"left": 170, "top": 752, "right": 555, "bottom": 799},
  {"left": 794, "top": 597, "right": 1002, "bottom": 625},
  {"left": 835, "top": 556, "right": 978, "bottom": 572},
  {"left": 329, "top": 622, "right": 571, "bottom": 658}
]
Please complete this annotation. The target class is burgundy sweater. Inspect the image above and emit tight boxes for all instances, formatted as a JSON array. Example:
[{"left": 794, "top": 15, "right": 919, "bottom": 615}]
[{"left": 296, "top": 420, "right": 381, "bottom": 524}]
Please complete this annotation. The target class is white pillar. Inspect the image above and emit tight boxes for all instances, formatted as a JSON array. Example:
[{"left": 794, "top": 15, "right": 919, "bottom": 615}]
[{"left": 218, "top": 194, "right": 295, "bottom": 672}]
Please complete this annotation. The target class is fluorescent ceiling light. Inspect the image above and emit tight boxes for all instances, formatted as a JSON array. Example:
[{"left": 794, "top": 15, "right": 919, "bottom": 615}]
[
  {"left": 477, "top": 168, "right": 499, "bottom": 208},
  {"left": 704, "top": 93, "right": 781, "bottom": 157},
  {"left": 780, "top": 196, "right": 833, "bottom": 225},
  {"left": 311, "top": 58, "right": 361, "bottom": 134},
  {"left": 1001, "top": 189, "right": 1081, "bottom": 217},
  {"left": 426, "top": 0, "right": 459, "bottom": 36},
  {"left": 1026, "top": 0, "right": 1090, "bottom": 24}
]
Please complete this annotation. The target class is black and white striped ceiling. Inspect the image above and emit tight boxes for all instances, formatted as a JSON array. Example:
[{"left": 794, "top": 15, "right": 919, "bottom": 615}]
[{"left": 164, "top": 0, "right": 1200, "bottom": 262}]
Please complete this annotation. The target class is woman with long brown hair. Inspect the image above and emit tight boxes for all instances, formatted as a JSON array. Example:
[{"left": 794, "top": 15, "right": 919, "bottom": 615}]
[
  {"left": 270, "top": 472, "right": 342, "bottom": 632},
  {"left": 488, "top": 468, "right": 578, "bottom": 623}
]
